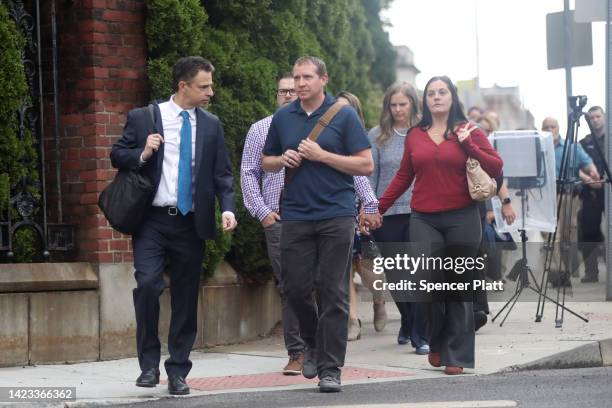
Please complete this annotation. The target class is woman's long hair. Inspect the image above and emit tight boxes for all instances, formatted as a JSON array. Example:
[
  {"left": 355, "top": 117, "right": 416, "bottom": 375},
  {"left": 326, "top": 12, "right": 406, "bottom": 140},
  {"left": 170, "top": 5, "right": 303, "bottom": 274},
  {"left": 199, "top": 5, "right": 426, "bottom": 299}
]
[
  {"left": 336, "top": 90, "right": 365, "bottom": 127},
  {"left": 377, "top": 82, "right": 420, "bottom": 146},
  {"left": 417, "top": 75, "right": 467, "bottom": 139}
]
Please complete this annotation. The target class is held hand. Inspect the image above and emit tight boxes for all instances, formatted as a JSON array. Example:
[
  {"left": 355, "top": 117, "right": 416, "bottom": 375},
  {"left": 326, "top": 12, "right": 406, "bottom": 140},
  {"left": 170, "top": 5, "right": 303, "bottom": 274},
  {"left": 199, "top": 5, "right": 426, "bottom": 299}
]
[
  {"left": 281, "top": 149, "right": 302, "bottom": 168},
  {"left": 358, "top": 209, "right": 369, "bottom": 235},
  {"left": 141, "top": 133, "right": 164, "bottom": 161},
  {"left": 298, "top": 139, "right": 328, "bottom": 162},
  {"left": 501, "top": 204, "right": 517, "bottom": 225},
  {"left": 222, "top": 212, "right": 238, "bottom": 232},
  {"left": 261, "top": 211, "right": 280, "bottom": 228},
  {"left": 359, "top": 212, "right": 383, "bottom": 234},
  {"left": 455, "top": 123, "right": 477, "bottom": 143}
]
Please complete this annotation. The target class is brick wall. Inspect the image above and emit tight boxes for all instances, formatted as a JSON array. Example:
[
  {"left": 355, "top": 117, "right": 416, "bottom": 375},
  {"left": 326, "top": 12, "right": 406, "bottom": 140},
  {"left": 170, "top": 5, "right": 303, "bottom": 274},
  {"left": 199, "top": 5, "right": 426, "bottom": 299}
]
[{"left": 48, "top": 0, "right": 148, "bottom": 263}]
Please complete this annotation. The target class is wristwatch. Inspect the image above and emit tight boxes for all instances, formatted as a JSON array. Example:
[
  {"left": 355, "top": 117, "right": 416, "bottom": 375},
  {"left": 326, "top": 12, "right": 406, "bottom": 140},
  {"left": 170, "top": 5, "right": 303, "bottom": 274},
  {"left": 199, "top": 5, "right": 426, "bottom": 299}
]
[{"left": 502, "top": 197, "right": 511, "bottom": 205}]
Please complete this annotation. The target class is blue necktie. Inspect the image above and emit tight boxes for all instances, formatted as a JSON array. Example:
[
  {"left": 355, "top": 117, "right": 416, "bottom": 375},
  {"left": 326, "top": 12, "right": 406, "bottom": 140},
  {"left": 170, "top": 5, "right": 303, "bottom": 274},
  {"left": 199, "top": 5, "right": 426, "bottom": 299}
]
[{"left": 177, "top": 111, "right": 192, "bottom": 215}]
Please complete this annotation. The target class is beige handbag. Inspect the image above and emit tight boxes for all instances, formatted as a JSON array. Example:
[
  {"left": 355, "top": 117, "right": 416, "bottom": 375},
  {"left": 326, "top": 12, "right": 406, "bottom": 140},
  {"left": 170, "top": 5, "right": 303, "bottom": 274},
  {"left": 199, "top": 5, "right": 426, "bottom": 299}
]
[{"left": 465, "top": 157, "right": 497, "bottom": 201}]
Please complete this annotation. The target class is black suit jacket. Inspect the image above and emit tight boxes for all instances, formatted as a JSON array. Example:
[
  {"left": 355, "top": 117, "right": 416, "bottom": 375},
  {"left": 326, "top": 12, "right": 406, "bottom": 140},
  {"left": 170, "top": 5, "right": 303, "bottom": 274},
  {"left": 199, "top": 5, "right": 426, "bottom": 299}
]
[{"left": 110, "top": 103, "right": 236, "bottom": 240}]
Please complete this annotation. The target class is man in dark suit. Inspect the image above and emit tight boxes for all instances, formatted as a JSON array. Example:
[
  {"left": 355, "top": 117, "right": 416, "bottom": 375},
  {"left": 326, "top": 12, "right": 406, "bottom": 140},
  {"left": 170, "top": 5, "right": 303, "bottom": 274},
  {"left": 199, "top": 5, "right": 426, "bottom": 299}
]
[{"left": 110, "top": 56, "right": 237, "bottom": 395}]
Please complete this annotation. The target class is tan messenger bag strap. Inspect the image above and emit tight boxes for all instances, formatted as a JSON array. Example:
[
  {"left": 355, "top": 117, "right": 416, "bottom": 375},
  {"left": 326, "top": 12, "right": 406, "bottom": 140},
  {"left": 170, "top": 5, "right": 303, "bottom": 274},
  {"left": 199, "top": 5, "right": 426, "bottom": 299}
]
[
  {"left": 306, "top": 100, "right": 347, "bottom": 142},
  {"left": 280, "top": 100, "right": 348, "bottom": 210}
]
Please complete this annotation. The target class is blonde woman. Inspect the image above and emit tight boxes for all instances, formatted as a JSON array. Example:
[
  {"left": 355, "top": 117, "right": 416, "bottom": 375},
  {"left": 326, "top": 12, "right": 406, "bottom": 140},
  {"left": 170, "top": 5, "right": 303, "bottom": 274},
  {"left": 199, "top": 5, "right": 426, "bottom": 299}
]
[{"left": 367, "top": 82, "right": 429, "bottom": 354}]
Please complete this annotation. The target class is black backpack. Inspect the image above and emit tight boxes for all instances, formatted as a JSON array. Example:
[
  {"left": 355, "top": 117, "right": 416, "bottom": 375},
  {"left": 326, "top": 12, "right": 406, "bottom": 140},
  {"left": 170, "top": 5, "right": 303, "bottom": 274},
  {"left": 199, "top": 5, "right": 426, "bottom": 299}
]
[{"left": 98, "top": 104, "right": 156, "bottom": 234}]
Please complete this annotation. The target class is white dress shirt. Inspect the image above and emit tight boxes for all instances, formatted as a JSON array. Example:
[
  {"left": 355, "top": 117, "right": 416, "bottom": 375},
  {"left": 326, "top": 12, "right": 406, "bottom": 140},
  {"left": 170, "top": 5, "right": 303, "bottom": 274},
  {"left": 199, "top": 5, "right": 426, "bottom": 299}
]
[
  {"left": 152, "top": 95, "right": 197, "bottom": 208},
  {"left": 147, "top": 96, "right": 235, "bottom": 222}
]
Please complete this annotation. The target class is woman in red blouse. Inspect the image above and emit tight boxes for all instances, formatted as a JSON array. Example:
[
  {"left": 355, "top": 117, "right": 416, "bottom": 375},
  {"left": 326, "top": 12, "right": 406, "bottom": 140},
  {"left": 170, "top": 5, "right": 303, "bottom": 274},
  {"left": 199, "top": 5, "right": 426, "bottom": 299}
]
[{"left": 378, "top": 76, "right": 503, "bottom": 375}]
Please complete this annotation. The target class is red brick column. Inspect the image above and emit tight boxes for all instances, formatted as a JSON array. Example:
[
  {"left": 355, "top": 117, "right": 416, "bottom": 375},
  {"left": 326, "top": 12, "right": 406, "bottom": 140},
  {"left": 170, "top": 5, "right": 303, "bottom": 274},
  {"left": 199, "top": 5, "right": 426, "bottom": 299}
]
[{"left": 54, "top": 0, "right": 147, "bottom": 263}]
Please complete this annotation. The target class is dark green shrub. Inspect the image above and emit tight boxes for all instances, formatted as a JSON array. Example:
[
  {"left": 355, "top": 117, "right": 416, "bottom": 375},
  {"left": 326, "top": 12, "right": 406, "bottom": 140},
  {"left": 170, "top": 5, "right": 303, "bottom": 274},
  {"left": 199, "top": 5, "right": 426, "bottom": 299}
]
[
  {"left": 0, "top": 3, "right": 34, "bottom": 210},
  {"left": 12, "top": 227, "right": 41, "bottom": 263},
  {"left": 0, "top": 3, "right": 41, "bottom": 262},
  {"left": 202, "top": 205, "right": 233, "bottom": 279}
]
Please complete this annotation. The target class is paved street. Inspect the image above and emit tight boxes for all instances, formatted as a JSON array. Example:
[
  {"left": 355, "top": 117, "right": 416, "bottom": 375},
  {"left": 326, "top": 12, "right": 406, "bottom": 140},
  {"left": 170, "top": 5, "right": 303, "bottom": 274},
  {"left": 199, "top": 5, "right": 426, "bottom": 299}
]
[{"left": 112, "top": 367, "right": 612, "bottom": 408}]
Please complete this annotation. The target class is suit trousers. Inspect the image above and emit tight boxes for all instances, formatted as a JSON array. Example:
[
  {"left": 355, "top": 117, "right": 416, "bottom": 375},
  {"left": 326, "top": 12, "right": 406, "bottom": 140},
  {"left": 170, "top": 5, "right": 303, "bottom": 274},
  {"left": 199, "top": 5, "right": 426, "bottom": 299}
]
[
  {"left": 281, "top": 217, "right": 355, "bottom": 378},
  {"left": 132, "top": 207, "right": 204, "bottom": 378},
  {"left": 410, "top": 205, "right": 481, "bottom": 369}
]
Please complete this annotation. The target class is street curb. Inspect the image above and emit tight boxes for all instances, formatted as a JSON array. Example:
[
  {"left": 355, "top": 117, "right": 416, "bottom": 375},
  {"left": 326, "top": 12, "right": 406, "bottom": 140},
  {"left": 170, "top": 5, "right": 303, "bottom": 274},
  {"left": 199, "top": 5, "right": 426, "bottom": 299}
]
[
  {"left": 498, "top": 338, "right": 612, "bottom": 372},
  {"left": 64, "top": 398, "right": 159, "bottom": 407}
]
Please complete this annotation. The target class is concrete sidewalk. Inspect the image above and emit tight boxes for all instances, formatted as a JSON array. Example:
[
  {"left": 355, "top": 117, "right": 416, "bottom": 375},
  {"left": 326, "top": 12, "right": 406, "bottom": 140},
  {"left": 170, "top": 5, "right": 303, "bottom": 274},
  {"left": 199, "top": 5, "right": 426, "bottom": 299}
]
[{"left": 1, "top": 280, "right": 611, "bottom": 407}]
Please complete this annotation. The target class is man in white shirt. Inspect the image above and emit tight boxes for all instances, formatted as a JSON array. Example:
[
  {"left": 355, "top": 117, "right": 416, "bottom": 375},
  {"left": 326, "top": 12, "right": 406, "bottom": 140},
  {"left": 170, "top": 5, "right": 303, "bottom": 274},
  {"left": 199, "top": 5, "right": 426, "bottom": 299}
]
[{"left": 111, "top": 56, "right": 237, "bottom": 395}]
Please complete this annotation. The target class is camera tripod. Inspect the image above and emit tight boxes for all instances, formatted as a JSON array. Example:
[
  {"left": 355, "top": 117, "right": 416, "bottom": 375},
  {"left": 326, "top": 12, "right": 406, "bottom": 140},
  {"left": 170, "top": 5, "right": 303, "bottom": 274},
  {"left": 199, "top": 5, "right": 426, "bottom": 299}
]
[
  {"left": 491, "top": 184, "right": 580, "bottom": 326},
  {"left": 534, "top": 95, "right": 609, "bottom": 327}
]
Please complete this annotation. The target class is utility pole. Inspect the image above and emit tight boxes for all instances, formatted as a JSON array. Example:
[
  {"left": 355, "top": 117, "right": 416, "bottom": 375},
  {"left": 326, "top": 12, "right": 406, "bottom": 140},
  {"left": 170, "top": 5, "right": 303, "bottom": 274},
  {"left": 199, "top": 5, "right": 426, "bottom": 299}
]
[
  {"left": 564, "top": 0, "right": 573, "bottom": 118},
  {"left": 606, "top": 0, "right": 611, "bottom": 300}
]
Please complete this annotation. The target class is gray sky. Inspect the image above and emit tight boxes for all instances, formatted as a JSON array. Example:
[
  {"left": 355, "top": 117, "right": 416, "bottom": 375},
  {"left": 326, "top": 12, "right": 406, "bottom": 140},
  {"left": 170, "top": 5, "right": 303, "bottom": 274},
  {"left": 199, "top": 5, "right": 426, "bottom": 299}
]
[{"left": 382, "top": 0, "right": 605, "bottom": 137}]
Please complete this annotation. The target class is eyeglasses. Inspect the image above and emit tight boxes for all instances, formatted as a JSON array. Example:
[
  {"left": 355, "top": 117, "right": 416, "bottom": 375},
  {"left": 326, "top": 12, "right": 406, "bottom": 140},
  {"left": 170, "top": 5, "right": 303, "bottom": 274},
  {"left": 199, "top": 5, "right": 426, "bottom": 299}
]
[{"left": 277, "top": 89, "right": 296, "bottom": 96}]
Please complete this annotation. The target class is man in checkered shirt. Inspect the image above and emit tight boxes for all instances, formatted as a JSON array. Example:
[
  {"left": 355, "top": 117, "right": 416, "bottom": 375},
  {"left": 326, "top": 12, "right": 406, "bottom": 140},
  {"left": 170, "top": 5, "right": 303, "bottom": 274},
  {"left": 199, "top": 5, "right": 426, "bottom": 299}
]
[{"left": 241, "top": 72, "right": 379, "bottom": 378}]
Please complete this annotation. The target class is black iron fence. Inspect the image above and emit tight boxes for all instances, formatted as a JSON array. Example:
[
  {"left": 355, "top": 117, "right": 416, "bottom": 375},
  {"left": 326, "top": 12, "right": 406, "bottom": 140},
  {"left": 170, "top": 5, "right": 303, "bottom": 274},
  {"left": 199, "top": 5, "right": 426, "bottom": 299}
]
[{"left": 0, "top": 0, "right": 74, "bottom": 260}]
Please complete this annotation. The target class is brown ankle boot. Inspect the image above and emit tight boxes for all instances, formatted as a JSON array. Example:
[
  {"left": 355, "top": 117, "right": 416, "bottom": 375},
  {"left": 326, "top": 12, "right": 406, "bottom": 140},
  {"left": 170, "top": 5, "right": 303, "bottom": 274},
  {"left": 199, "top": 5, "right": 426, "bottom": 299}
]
[
  {"left": 444, "top": 366, "right": 464, "bottom": 375},
  {"left": 373, "top": 302, "right": 387, "bottom": 332},
  {"left": 428, "top": 352, "right": 441, "bottom": 367}
]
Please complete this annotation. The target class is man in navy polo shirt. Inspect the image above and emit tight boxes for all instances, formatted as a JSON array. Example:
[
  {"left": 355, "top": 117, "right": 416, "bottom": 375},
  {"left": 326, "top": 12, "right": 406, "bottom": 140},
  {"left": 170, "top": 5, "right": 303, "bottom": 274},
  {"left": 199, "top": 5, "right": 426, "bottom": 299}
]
[{"left": 262, "top": 56, "right": 376, "bottom": 392}]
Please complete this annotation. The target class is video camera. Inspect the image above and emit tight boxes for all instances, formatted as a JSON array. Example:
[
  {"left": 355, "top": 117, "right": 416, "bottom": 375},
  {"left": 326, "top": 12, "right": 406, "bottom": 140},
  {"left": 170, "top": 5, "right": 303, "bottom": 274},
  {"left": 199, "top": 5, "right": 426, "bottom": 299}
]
[{"left": 569, "top": 95, "right": 587, "bottom": 111}]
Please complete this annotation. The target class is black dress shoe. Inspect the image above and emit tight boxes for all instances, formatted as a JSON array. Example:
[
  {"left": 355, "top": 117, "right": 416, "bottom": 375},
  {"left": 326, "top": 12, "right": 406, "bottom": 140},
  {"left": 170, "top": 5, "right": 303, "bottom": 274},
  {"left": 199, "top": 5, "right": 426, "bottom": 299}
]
[
  {"left": 136, "top": 368, "right": 160, "bottom": 387},
  {"left": 168, "top": 375, "right": 190, "bottom": 395},
  {"left": 581, "top": 275, "right": 599, "bottom": 283}
]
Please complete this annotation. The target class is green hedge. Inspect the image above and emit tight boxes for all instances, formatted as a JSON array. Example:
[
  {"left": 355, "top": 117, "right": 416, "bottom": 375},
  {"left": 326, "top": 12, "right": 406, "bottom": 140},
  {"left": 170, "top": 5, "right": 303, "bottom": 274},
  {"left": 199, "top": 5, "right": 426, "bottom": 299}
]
[
  {"left": 145, "top": 0, "right": 396, "bottom": 283},
  {"left": 0, "top": 3, "right": 41, "bottom": 262}
]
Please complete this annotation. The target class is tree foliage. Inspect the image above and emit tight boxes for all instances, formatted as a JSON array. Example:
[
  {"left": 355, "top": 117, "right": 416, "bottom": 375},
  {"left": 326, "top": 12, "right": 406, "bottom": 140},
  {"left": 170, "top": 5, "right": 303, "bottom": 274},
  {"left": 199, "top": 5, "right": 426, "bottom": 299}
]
[{"left": 145, "top": 0, "right": 396, "bottom": 283}]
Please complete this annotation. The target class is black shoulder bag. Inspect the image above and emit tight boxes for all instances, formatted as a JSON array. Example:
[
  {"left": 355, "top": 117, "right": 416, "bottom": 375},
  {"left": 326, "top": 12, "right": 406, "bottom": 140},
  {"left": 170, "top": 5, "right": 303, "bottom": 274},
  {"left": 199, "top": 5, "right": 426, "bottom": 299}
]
[{"left": 98, "top": 104, "right": 156, "bottom": 234}]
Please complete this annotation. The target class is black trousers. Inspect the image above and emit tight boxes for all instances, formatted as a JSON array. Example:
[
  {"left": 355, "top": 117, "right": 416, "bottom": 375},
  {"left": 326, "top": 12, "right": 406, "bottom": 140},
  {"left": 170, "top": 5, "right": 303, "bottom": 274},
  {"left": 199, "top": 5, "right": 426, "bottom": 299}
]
[
  {"left": 263, "top": 222, "right": 305, "bottom": 354},
  {"left": 132, "top": 207, "right": 204, "bottom": 378},
  {"left": 410, "top": 205, "right": 481, "bottom": 368},
  {"left": 372, "top": 213, "right": 428, "bottom": 347},
  {"left": 280, "top": 217, "right": 355, "bottom": 379},
  {"left": 578, "top": 188, "right": 605, "bottom": 278}
]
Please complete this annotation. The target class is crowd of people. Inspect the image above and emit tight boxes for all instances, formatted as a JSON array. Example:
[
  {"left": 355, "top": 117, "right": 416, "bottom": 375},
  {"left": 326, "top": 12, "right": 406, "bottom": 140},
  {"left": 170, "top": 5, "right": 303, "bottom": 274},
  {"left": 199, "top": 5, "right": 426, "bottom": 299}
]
[{"left": 111, "top": 55, "right": 607, "bottom": 395}]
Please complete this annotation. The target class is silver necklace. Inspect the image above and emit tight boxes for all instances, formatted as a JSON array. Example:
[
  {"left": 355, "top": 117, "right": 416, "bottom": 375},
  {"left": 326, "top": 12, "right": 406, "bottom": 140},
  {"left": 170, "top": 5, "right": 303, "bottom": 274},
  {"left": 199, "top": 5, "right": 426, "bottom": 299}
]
[{"left": 393, "top": 127, "right": 408, "bottom": 136}]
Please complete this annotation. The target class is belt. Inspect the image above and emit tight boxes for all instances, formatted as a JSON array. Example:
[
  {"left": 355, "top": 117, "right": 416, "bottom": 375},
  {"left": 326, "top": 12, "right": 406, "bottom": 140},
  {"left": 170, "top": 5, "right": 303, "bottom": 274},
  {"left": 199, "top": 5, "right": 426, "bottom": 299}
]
[{"left": 151, "top": 206, "right": 191, "bottom": 216}]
